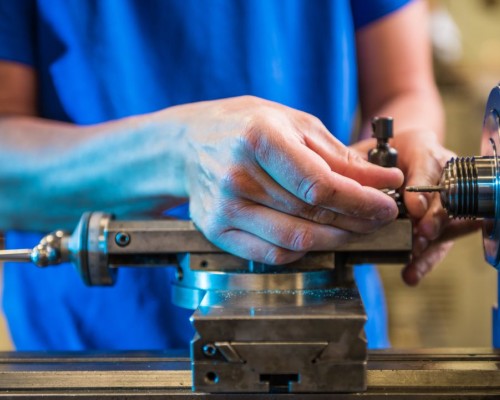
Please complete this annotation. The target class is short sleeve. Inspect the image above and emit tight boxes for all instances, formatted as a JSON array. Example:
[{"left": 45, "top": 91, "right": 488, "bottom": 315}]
[
  {"left": 0, "top": 0, "right": 35, "bottom": 66},
  {"left": 351, "top": 0, "right": 414, "bottom": 30}
]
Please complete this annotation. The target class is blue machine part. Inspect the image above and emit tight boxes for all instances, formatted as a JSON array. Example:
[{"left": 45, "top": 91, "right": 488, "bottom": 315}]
[{"left": 480, "top": 85, "right": 500, "bottom": 348}]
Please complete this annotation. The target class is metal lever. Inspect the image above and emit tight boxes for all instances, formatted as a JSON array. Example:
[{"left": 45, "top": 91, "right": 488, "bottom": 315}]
[
  {"left": 0, "top": 211, "right": 413, "bottom": 286},
  {"left": 0, "top": 230, "right": 70, "bottom": 267},
  {"left": 0, "top": 249, "right": 34, "bottom": 262}
]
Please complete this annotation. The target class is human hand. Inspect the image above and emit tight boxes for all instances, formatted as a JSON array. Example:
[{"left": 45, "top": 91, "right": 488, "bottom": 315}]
[
  {"left": 395, "top": 131, "right": 481, "bottom": 285},
  {"left": 352, "top": 131, "right": 481, "bottom": 285},
  {"left": 171, "top": 96, "right": 404, "bottom": 264}
]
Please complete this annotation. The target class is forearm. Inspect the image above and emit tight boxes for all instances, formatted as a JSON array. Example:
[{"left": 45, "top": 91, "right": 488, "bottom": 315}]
[
  {"left": 356, "top": 1, "right": 444, "bottom": 143},
  {"left": 0, "top": 111, "right": 188, "bottom": 231},
  {"left": 0, "top": 94, "right": 407, "bottom": 265},
  {"left": 358, "top": 86, "right": 444, "bottom": 142}
]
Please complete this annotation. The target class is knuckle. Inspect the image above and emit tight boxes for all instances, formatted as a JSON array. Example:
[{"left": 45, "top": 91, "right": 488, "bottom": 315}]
[
  {"left": 263, "top": 246, "right": 293, "bottom": 265},
  {"left": 344, "top": 149, "right": 364, "bottom": 170},
  {"left": 298, "top": 175, "right": 329, "bottom": 205},
  {"left": 240, "top": 117, "right": 274, "bottom": 158},
  {"left": 263, "top": 247, "right": 283, "bottom": 265},
  {"left": 201, "top": 217, "right": 224, "bottom": 245},
  {"left": 295, "top": 111, "right": 323, "bottom": 129},
  {"left": 202, "top": 209, "right": 225, "bottom": 239},
  {"left": 297, "top": 112, "right": 323, "bottom": 130},
  {"left": 239, "top": 120, "right": 260, "bottom": 150},
  {"left": 284, "top": 227, "right": 314, "bottom": 252},
  {"left": 220, "top": 167, "right": 248, "bottom": 194},
  {"left": 202, "top": 198, "right": 240, "bottom": 236},
  {"left": 308, "top": 114, "right": 324, "bottom": 129}
]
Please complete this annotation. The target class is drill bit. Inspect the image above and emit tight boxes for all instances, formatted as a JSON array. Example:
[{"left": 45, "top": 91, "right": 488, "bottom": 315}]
[{"left": 405, "top": 185, "right": 444, "bottom": 193}]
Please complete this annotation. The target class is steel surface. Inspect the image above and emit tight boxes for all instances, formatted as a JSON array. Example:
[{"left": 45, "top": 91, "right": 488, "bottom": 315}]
[
  {"left": 1, "top": 350, "right": 499, "bottom": 398},
  {"left": 105, "top": 219, "right": 412, "bottom": 255}
]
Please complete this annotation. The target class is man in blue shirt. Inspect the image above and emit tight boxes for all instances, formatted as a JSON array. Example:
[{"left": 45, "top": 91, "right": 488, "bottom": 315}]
[{"left": 0, "top": 0, "right": 473, "bottom": 350}]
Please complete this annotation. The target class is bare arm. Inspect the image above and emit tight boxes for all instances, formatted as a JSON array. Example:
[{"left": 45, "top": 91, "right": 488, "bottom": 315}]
[
  {"left": 0, "top": 62, "right": 189, "bottom": 230},
  {"left": 0, "top": 61, "right": 404, "bottom": 264},
  {"left": 356, "top": 0, "right": 444, "bottom": 142}
]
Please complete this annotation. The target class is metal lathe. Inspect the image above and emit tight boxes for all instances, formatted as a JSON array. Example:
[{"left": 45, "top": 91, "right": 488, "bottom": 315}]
[{"left": 3, "top": 86, "right": 500, "bottom": 398}]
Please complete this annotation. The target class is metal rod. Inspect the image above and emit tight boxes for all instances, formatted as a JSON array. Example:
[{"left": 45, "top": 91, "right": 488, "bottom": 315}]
[
  {"left": 405, "top": 185, "right": 443, "bottom": 193},
  {"left": 0, "top": 249, "right": 32, "bottom": 262}
]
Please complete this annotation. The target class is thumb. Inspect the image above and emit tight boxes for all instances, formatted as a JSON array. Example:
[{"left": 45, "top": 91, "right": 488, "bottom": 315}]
[
  {"left": 403, "top": 154, "right": 444, "bottom": 219},
  {"left": 396, "top": 133, "right": 454, "bottom": 219}
]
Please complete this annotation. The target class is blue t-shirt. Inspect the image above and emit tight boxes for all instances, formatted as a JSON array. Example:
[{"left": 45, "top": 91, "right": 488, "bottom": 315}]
[{"left": 0, "top": 0, "right": 411, "bottom": 350}]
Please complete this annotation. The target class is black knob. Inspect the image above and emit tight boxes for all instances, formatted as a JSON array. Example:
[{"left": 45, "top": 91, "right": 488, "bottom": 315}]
[
  {"left": 368, "top": 116, "right": 397, "bottom": 168},
  {"left": 371, "top": 117, "right": 393, "bottom": 140}
]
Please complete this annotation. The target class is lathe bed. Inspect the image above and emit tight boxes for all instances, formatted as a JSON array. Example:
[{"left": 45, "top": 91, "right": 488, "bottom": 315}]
[{"left": 1, "top": 349, "right": 499, "bottom": 398}]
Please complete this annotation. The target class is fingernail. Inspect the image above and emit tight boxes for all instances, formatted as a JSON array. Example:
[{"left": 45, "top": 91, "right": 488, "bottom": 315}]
[
  {"left": 375, "top": 206, "right": 395, "bottom": 221},
  {"left": 403, "top": 265, "right": 421, "bottom": 286},
  {"left": 418, "top": 194, "right": 429, "bottom": 212}
]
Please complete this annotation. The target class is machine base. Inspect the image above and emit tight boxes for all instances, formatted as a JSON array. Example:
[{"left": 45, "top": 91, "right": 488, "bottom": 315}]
[{"left": 1, "top": 349, "right": 500, "bottom": 398}]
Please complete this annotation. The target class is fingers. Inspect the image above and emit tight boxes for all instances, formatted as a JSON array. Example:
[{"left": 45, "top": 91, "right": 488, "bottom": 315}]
[
  {"left": 402, "top": 240, "right": 454, "bottom": 286},
  {"left": 399, "top": 135, "right": 454, "bottom": 220},
  {"left": 404, "top": 153, "right": 444, "bottom": 219},
  {"left": 348, "top": 139, "right": 376, "bottom": 161},
  {"left": 403, "top": 179, "right": 482, "bottom": 287},
  {"left": 413, "top": 192, "right": 480, "bottom": 243},
  {"left": 304, "top": 131, "right": 404, "bottom": 188},
  {"left": 415, "top": 195, "right": 449, "bottom": 241},
  {"left": 221, "top": 201, "right": 354, "bottom": 252},
  {"left": 252, "top": 132, "right": 400, "bottom": 221},
  {"left": 202, "top": 199, "right": 357, "bottom": 265},
  {"left": 186, "top": 98, "right": 410, "bottom": 265},
  {"left": 211, "top": 228, "right": 307, "bottom": 265},
  {"left": 403, "top": 218, "right": 481, "bottom": 286},
  {"left": 223, "top": 167, "right": 396, "bottom": 233}
]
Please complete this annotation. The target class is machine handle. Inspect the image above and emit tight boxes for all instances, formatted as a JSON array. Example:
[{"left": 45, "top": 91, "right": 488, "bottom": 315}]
[
  {"left": 0, "top": 230, "right": 70, "bottom": 267},
  {"left": 0, "top": 249, "right": 34, "bottom": 262}
]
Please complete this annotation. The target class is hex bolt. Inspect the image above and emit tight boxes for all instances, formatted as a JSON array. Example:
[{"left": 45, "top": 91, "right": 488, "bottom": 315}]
[
  {"left": 115, "top": 232, "right": 131, "bottom": 247},
  {"left": 202, "top": 343, "right": 217, "bottom": 357}
]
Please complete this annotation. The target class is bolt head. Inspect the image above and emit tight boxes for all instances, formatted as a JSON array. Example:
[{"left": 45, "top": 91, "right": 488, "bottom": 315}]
[{"left": 115, "top": 232, "right": 131, "bottom": 247}]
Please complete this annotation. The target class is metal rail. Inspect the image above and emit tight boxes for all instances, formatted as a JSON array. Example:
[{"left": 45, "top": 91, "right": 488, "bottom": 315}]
[{"left": 0, "top": 349, "right": 500, "bottom": 398}]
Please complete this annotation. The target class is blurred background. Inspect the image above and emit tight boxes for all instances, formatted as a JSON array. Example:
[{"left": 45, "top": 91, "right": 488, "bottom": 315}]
[{"left": 0, "top": 0, "right": 500, "bottom": 350}]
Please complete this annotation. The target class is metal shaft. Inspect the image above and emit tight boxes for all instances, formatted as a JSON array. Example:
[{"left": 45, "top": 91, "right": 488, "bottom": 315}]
[
  {"left": 0, "top": 249, "right": 33, "bottom": 262},
  {"left": 406, "top": 156, "right": 497, "bottom": 219},
  {"left": 406, "top": 185, "right": 443, "bottom": 193}
]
